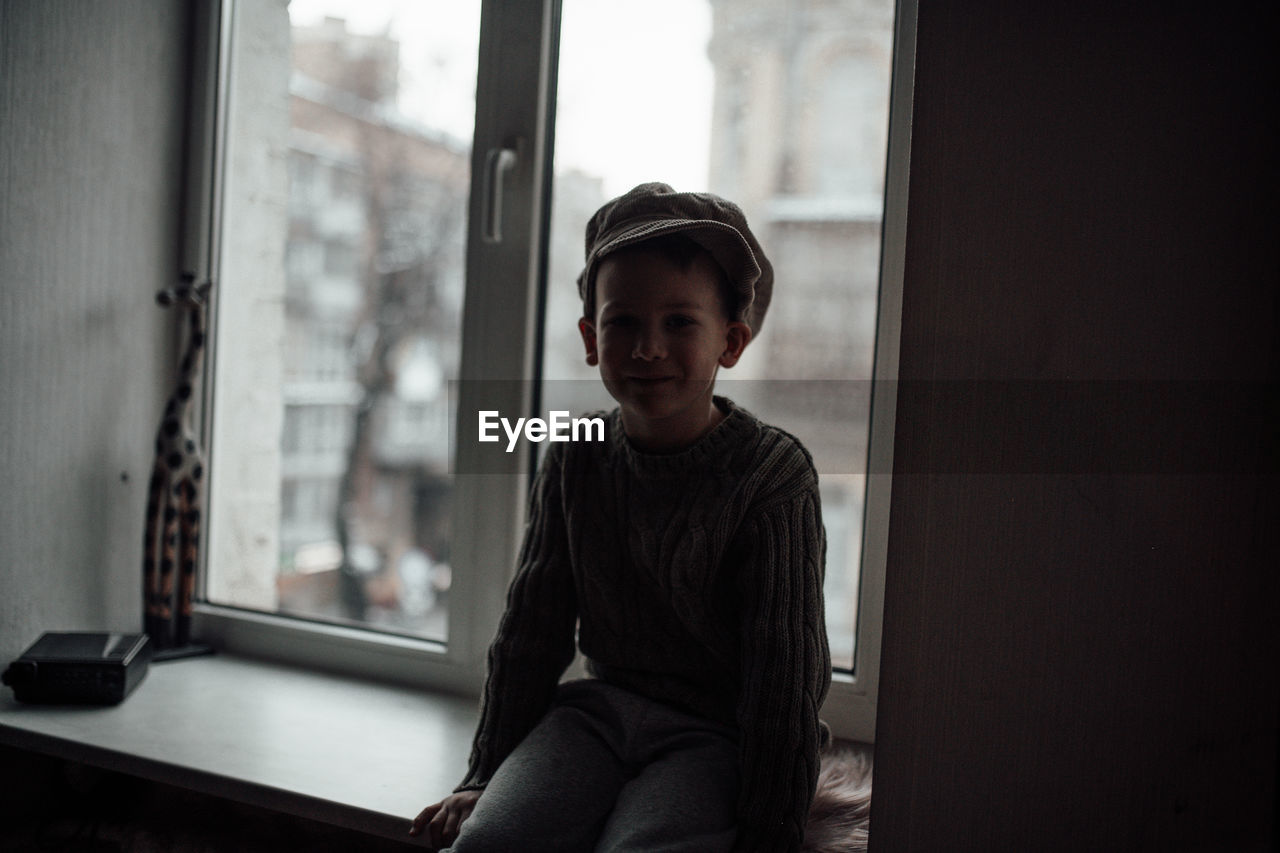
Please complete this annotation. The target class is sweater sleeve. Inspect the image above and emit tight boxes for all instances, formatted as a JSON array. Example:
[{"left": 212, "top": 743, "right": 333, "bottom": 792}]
[
  {"left": 731, "top": 461, "right": 831, "bottom": 852},
  {"left": 456, "top": 443, "right": 578, "bottom": 791}
]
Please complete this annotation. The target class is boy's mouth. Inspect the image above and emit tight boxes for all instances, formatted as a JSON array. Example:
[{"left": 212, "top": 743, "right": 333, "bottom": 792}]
[{"left": 626, "top": 375, "right": 677, "bottom": 385}]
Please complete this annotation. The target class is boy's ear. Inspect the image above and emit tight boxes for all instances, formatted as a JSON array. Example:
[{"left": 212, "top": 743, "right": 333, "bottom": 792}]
[
  {"left": 578, "top": 317, "right": 599, "bottom": 366},
  {"left": 719, "top": 321, "right": 752, "bottom": 368}
]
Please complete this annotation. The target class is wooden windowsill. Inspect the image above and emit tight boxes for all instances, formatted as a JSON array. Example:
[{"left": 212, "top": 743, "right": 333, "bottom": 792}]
[{"left": 0, "top": 653, "right": 478, "bottom": 844}]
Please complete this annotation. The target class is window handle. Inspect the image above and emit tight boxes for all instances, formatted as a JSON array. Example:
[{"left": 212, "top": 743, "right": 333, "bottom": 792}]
[{"left": 481, "top": 143, "right": 519, "bottom": 243}]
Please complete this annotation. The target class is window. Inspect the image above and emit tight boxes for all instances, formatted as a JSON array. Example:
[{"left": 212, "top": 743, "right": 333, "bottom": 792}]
[{"left": 195, "top": 0, "right": 915, "bottom": 740}]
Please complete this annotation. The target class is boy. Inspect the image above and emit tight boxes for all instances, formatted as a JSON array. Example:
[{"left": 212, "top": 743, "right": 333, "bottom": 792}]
[{"left": 411, "top": 183, "right": 831, "bottom": 852}]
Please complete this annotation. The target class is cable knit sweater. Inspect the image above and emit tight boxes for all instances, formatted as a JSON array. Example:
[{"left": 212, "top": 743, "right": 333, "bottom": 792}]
[{"left": 457, "top": 397, "right": 831, "bottom": 851}]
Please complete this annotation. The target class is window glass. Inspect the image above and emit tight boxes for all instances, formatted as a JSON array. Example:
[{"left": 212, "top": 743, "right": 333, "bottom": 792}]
[
  {"left": 207, "top": 0, "right": 479, "bottom": 643},
  {"left": 544, "top": 0, "right": 896, "bottom": 670}
]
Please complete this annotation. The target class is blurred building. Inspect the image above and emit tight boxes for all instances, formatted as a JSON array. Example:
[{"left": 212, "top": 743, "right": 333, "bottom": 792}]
[
  {"left": 707, "top": 0, "right": 896, "bottom": 665},
  {"left": 708, "top": 0, "right": 892, "bottom": 370},
  {"left": 709, "top": 0, "right": 892, "bottom": 381},
  {"left": 279, "top": 17, "right": 468, "bottom": 629},
  {"left": 700, "top": 0, "right": 894, "bottom": 467}
]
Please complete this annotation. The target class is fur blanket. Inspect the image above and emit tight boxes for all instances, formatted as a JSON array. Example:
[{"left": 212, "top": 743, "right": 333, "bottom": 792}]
[{"left": 802, "top": 739, "right": 873, "bottom": 853}]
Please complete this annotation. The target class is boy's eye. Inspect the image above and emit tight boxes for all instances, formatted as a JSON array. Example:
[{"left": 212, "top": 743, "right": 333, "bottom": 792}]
[{"left": 601, "top": 315, "right": 695, "bottom": 330}]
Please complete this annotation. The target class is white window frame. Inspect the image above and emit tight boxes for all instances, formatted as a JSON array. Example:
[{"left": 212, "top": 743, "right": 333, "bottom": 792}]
[
  {"left": 189, "top": 0, "right": 916, "bottom": 743},
  {"left": 820, "top": 0, "right": 916, "bottom": 741}
]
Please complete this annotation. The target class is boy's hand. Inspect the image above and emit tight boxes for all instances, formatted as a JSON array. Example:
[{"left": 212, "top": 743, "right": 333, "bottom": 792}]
[{"left": 409, "top": 789, "right": 482, "bottom": 850}]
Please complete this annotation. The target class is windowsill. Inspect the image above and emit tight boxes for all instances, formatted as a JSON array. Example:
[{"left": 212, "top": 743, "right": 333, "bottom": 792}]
[{"left": 0, "top": 653, "right": 479, "bottom": 843}]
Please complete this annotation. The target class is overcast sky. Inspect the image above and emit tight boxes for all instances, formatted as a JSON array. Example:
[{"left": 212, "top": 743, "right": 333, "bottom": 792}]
[{"left": 288, "top": 0, "right": 714, "bottom": 196}]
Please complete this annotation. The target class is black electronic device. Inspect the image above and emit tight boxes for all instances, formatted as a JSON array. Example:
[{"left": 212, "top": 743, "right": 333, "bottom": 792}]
[{"left": 2, "top": 632, "right": 151, "bottom": 705}]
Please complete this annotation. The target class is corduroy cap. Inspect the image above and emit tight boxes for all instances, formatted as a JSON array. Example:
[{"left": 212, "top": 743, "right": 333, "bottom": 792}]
[{"left": 577, "top": 182, "right": 774, "bottom": 335}]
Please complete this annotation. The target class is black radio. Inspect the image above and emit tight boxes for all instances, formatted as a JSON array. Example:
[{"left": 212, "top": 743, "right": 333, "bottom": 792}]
[{"left": 2, "top": 632, "right": 152, "bottom": 705}]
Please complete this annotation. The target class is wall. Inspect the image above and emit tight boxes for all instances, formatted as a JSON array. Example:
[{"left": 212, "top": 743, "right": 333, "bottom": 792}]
[
  {"left": 0, "top": 1, "right": 191, "bottom": 663},
  {"left": 871, "top": 2, "right": 1276, "bottom": 850}
]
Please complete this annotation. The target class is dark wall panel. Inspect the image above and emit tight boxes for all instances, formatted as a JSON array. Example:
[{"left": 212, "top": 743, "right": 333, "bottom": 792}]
[{"left": 871, "top": 2, "right": 1276, "bottom": 850}]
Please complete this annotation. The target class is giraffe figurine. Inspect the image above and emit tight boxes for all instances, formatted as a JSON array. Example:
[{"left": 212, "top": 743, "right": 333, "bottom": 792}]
[{"left": 143, "top": 273, "right": 213, "bottom": 652}]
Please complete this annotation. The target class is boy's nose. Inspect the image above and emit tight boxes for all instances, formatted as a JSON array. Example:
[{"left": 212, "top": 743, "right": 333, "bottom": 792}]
[{"left": 632, "top": 327, "right": 666, "bottom": 361}]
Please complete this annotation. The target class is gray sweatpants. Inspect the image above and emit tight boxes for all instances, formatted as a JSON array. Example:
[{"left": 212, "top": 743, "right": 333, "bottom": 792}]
[{"left": 447, "top": 679, "right": 740, "bottom": 853}]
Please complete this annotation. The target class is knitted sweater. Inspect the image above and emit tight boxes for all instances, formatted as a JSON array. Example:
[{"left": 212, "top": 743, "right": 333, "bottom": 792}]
[{"left": 457, "top": 397, "right": 831, "bottom": 851}]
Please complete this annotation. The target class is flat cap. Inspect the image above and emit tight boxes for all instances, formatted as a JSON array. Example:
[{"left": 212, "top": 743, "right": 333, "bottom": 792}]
[{"left": 577, "top": 182, "right": 773, "bottom": 335}]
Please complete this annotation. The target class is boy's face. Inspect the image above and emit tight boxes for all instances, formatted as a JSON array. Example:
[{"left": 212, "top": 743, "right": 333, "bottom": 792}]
[{"left": 578, "top": 246, "right": 751, "bottom": 442}]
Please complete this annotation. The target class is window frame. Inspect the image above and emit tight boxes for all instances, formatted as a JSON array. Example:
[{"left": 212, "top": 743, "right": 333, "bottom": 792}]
[
  {"left": 191, "top": 0, "right": 916, "bottom": 743},
  {"left": 820, "top": 0, "right": 917, "bottom": 739}
]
